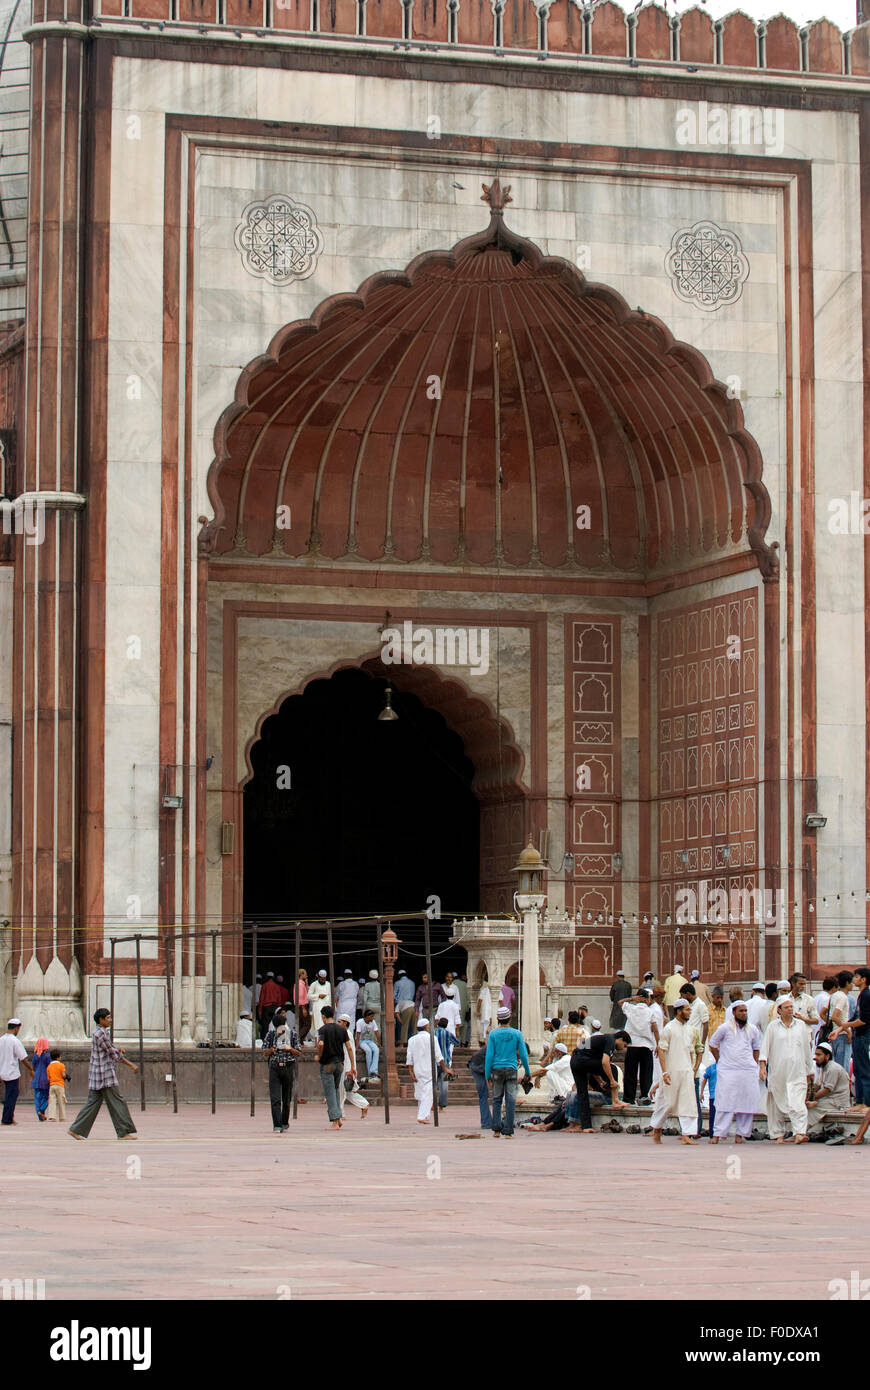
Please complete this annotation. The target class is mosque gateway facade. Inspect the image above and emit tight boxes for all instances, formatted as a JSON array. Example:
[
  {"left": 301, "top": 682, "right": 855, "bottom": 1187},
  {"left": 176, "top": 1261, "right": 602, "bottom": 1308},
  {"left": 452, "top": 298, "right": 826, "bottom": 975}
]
[{"left": 0, "top": 0, "right": 868, "bottom": 1042}]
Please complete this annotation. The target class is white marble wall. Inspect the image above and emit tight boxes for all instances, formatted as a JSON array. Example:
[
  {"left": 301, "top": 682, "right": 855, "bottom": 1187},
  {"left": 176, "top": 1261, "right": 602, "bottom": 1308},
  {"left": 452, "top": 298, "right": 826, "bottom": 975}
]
[{"left": 100, "top": 54, "right": 863, "bottom": 972}]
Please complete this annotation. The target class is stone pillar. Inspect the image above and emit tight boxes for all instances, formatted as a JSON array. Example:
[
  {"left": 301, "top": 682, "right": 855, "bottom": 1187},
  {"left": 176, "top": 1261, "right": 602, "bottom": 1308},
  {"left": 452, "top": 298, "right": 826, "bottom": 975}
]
[
  {"left": 12, "top": 7, "right": 90, "bottom": 1041},
  {"left": 519, "top": 906, "right": 543, "bottom": 1057}
]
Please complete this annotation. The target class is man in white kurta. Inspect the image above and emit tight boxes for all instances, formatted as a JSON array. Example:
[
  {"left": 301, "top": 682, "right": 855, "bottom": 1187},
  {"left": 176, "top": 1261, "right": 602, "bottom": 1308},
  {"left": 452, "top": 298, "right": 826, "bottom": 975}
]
[
  {"left": 759, "top": 998, "right": 813, "bottom": 1143},
  {"left": 477, "top": 983, "right": 494, "bottom": 1044},
  {"left": 650, "top": 990, "right": 666, "bottom": 1090},
  {"left": 529, "top": 1043, "right": 574, "bottom": 1101},
  {"left": 308, "top": 971, "right": 332, "bottom": 1033},
  {"left": 709, "top": 1003, "right": 762, "bottom": 1142},
  {"left": 334, "top": 970, "right": 359, "bottom": 1024},
  {"left": 405, "top": 1019, "right": 450, "bottom": 1123},
  {"left": 651, "top": 1000, "right": 701, "bottom": 1143}
]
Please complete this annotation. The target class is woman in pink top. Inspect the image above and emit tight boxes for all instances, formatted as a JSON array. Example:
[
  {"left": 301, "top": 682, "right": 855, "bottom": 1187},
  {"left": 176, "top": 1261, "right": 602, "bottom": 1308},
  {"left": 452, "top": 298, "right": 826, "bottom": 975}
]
[{"left": 295, "top": 970, "right": 310, "bottom": 1042}]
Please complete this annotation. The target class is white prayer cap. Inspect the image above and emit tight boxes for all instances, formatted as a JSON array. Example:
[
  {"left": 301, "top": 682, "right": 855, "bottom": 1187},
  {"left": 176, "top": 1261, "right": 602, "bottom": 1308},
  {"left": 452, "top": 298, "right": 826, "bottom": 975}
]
[
  {"left": 643, "top": 971, "right": 654, "bottom": 979},
  {"left": 675, "top": 963, "right": 684, "bottom": 971},
  {"left": 690, "top": 970, "right": 700, "bottom": 979},
  {"left": 343, "top": 968, "right": 353, "bottom": 976},
  {"left": 267, "top": 971, "right": 275, "bottom": 977},
  {"left": 777, "top": 979, "right": 790, "bottom": 990},
  {"left": 816, "top": 1041, "right": 833, "bottom": 1054},
  {"left": 417, "top": 1017, "right": 430, "bottom": 1028},
  {"left": 616, "top": 970, "right": 625, "bottom": 976},
  {"left": 358, "top": 978, "right": 365, "bottom": 985},
  {"left": 554, "top": 1043, "right": 568, "bottom": 1054},
  {"left": 398, "top": 969, "right": 406, "bottom": 976},
  {"left": 591, "top": 1019, "right": 601, "bottom": 1029},
  {"left": 318, "top": 970, "right": 327, "bottom": 978},
  {"left": 752, "top": 981, "right": 765, "bottom": 991},
  {"left": 639, "top": 987, "right": 652, "bottom": 998},
  {"left": 337, "top": 1013, "right": 352, "bottom": 1023},
  {"left": 496, "top": 1006, "right": 511, "bottom": 1020},
  {"left": 8, "top": 1017, "right": 21, "bottom": 1025},
  {"left": 368, "top": 969, "right": 378, "bottom": 979}
]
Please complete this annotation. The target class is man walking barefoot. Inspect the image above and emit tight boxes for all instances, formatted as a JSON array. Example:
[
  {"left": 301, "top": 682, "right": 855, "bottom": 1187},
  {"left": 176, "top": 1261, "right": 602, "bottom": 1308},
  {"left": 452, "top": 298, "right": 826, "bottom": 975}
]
[{"left": 68, "top": 1009, "right": 139, "bottom": 1141}]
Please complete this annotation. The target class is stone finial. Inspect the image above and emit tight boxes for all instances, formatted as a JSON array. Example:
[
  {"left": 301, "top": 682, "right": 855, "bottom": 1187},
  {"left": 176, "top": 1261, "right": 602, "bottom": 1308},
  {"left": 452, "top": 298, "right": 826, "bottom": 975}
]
[{"left": 481, "top": 178, "right": 513, "bottom": 212}]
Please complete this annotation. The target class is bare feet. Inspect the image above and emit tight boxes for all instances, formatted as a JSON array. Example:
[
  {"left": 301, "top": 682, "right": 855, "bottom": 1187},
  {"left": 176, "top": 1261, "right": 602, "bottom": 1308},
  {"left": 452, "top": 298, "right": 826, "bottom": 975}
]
[
  {"left": 680, "top": 1136, "right": 698, "bottom": 1145},
  {"left": 652, "top": 1129, "right": 662, "bottom": 1144},
  {"left": 735, "top": 1136, "right": 746, "bottom": 1144},
  {"left": 360, "top": 1109, "right": 368, "bottom": 1118},
  {"left": 709, "top": 1136, "right": 719, "bottom": 1144},
  {"left": 418, "top": 1118, "right": 430, "bottom": 1125},
  {"left": 774, "top": 1137, "right": 784, "bottom": 1144},
  {"left": 793, "top": 1134, "right": 809, "bottom": 1145}
]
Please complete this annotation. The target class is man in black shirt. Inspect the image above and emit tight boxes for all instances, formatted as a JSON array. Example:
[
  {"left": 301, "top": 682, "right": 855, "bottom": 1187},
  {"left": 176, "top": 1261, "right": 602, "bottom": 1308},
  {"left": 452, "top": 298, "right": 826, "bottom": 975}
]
[
  {"left": 263, "top": 1009, "right": 302, "bottom": 1134},
  {"left": 834, "top": 965, "right": 870, "bottom": 1111},
  {"left": 316, "top": 1006, "right": 355, "bottom": 1129},
  {"left": 570, "top": 1030, "right": 631, "bottom": 1131}
]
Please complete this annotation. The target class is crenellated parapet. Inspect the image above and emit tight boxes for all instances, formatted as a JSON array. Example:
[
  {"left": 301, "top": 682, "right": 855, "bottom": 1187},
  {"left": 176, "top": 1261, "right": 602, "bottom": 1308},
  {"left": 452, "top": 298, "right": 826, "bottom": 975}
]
[{"left": 67, "top": 1, "right": 870, "bottom": 79}]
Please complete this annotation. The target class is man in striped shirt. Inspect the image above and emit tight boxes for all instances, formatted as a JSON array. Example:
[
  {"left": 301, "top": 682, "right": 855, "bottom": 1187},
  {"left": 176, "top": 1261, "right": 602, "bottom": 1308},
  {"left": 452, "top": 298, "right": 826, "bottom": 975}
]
[{"left": 68, "top": 1009, "right": 139, "bottom": 1141}]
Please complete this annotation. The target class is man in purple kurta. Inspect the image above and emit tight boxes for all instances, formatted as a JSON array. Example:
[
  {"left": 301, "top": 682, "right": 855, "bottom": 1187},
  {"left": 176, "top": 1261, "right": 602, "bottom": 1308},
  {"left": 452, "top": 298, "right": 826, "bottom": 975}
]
[{"left": 708, "top": 1002, "right": 762, "bottom": 1143}]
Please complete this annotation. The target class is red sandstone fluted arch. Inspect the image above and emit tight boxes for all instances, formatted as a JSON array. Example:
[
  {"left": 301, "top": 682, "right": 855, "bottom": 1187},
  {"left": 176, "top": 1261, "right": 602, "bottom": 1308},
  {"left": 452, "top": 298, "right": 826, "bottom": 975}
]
[{"left": 202, "top": 194, "right": 777, "bottom": 585}]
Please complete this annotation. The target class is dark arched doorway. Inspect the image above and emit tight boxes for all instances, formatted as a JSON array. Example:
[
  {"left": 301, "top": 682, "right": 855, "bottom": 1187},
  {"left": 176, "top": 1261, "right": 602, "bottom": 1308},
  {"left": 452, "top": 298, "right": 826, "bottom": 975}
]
[{"left": 243, "top": 666, "right": 479, "bottom": 921}]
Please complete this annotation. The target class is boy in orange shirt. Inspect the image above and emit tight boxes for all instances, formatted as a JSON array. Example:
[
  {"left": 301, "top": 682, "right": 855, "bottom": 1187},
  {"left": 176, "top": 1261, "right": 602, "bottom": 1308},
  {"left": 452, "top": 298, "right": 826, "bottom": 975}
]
[{"left": 46, "top": 1049, "right": 70, "bottom": 1121}]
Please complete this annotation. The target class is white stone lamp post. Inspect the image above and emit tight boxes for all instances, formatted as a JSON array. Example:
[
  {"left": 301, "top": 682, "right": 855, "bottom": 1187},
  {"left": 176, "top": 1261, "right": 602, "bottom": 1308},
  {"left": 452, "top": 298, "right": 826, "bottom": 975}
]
[{"left": 513, "top": 842, "right": 547, "bottom": 1058}]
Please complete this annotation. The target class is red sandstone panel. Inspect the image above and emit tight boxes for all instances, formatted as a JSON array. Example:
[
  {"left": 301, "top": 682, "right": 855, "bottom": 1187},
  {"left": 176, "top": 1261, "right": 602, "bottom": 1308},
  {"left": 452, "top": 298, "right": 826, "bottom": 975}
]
[
  {"left": 849, "top": 22, "right": 870, "bottom": 75},
  {"left": 588, "top": 0, "right": 627, "bottom": 56},
  {"left": 719, "top": 12, "right": 758, "bottom": 67},
  {"left": 503, "top": 0, "right": 538, "bottom": 48},
  {"left": 458, "top": 0, "right": 495, "bottom": 46},
  {"left": 364, "top": 0, "right": 403, "bottom": 35},
  {"left": 412, "top": 0, "right": 448, "bottom": 41},
  {"left": 634, "top": 3, "right": 671, "bottom": 60},
  {"left": 655, "top": 591, "right": 759, "bottom": 980},
  {"left": 564, "top": 615, "right": 622, "bottom": 985},
  {"left": 178, "top": 0, "right": 218, "bottom": 19},
  {"left": 319, "top": 0, "right": 358, "bottom": 32},
  {"left": 677, "top": 6, "right": 713, "bottom": 63},
  {"left": 132, "top": 0, "right": 173, "bottom": 17},
  {"left": 546, "top": 0, "right": 584, "bottom": 54},
  {"left": 99, "top": 0, "right": 123, "bottom": 13},
  {"left": 805, "top": 18, "right": 843, "bottom": 73},
  {"left": 272, "top": 0, "right": 311, "bottom": 28},
  {"left": 763, "top": 14, "right": 800, "bottom": 69},
  {"left": 225, "top": 0, "right": 264, "bottom": 24}
]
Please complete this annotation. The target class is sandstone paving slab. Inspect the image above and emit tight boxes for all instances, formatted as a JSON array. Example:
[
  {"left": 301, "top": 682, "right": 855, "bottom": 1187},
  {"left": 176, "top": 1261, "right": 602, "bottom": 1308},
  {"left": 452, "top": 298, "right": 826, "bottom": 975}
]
[{"left": 1, "top": 1103, "right": 867, "bottom": 1300}]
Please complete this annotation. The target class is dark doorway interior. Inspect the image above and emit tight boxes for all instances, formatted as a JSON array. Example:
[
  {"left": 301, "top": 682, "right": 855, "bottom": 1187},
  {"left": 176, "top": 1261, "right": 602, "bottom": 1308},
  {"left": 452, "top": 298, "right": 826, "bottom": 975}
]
[{"left": 242, "top": 668, "right": 480, "bottom": 980}]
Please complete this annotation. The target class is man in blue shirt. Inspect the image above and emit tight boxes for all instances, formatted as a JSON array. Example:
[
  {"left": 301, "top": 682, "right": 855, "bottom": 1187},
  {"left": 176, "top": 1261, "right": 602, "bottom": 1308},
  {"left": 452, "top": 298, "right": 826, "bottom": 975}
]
[
  {"left": 484, "top": 1006, "right": 531, "bottom": 1138},
  {"left": 394, "top": 968, "right": 416, "bottom": 1045}
]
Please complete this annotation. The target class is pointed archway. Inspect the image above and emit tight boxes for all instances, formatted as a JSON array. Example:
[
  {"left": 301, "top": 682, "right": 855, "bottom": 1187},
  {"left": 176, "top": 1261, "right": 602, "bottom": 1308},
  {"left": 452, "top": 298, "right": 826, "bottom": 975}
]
[{"left": 241, "top": 656, "right": 529, "bottom": 924}]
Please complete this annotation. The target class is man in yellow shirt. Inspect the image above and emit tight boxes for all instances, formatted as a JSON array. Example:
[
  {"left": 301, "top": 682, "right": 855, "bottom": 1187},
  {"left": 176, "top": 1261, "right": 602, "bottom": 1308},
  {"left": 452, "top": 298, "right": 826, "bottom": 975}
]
[{"left": 663, "top": 963, "right": 689, "bottom": 1018}]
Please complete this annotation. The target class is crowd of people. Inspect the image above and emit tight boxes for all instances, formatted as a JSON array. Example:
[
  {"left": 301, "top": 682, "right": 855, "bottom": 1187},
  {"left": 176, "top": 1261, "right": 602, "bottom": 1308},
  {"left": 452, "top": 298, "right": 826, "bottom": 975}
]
[
  {"left": 519, "top": 963, "right": 870, "bottom": 1145},
  {"left": 4, "top": 957, "right": 867, "bottom": 1144}
]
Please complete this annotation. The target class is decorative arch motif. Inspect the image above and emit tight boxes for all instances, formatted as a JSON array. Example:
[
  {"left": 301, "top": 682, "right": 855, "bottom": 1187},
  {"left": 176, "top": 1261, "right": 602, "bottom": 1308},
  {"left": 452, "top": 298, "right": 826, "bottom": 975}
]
[
  {"left": 241, "top": 650, "right": 528, "bottom": 801},
  {"left": 202, "top": 180, "right": 778, "bottom": 585}
]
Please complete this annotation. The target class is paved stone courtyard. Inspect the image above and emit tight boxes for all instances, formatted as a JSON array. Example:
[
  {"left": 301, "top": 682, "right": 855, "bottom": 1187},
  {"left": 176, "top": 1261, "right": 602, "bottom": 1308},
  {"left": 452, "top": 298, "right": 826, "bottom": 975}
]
[{"left": 2, "top": 1102, "right": 867, "bottom": 1301}]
